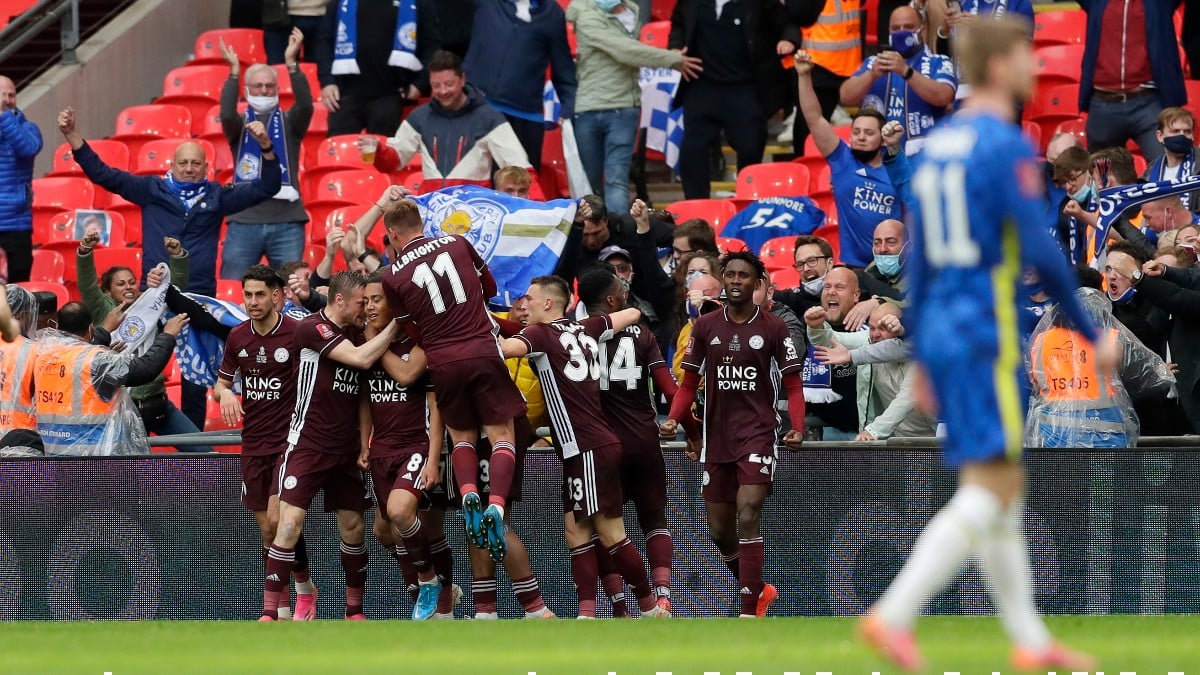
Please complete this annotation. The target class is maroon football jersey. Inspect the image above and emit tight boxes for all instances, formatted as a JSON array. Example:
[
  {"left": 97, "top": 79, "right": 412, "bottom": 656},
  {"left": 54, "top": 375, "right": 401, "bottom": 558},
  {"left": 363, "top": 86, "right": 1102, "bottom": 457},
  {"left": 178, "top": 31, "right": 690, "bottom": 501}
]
[
  {"left": 217, "top": 313, "right": 299, "bottom": 456},
  {"left": 382, "top": 235, "right": 504, "bottom": 366},
  {"left": 287, "top": 310, "right": 366, "bottom": 455},
  {"left": 516, "top": 316, "right": 618, "bottom": 459},
  {"left": 598, "top": 323, "right": 667, "bottom": 443},
  {"left": 680, "top": 307, "right": 804, "bottom": 463},
  {"left": 366, "top": 338, "right": 433, "bottom": 457}
]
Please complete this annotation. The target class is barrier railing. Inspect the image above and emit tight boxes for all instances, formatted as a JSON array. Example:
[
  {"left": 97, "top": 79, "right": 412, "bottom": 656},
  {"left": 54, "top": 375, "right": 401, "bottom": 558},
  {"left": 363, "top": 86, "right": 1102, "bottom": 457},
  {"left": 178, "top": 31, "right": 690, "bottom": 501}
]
[{"left": 0, "top": 0, "right": 79, "bottom": 65}]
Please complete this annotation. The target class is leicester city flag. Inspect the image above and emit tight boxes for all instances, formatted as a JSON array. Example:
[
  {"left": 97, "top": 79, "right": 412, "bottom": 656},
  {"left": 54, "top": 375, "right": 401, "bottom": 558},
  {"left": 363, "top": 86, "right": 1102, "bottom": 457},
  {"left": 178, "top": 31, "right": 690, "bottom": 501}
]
[
  {"left": 408, "top": 185, "right": 577, "bottom": 308},
  {"left": 170, "top": 295, "right": 249, "bottom": 387}
]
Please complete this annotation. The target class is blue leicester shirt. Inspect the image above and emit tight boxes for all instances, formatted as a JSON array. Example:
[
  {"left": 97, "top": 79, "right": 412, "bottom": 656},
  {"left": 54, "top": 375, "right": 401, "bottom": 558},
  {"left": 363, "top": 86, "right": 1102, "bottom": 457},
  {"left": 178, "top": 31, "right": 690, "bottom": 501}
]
[
  {"left": 960, "top": 0, "right": 1034, "bottom": 21},
  {"left": 721, "top": 196, "right": 826, "bottom": 254},
  {"left": 826, "top": 142, "right": 899, "bottom": 267},
  {"left": 854, "top": 47, "right": 957, "bottom": 153}
]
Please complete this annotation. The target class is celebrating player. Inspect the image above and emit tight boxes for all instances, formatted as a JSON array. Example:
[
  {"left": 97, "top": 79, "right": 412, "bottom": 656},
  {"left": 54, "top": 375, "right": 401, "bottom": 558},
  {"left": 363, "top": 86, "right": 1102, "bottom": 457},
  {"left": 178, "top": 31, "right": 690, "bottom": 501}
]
[
  {"left": 500, "top": 276, "right": 670, "bottom": 619},
  {"left": 380, "top": 197, "right": 527, "bottom": 561},
  {"left": 834, "top": 20, "right": 1102, "bottom": 670},
  {"left": 214, "top": 265, "right": 316, "bottom": 620},
  {"left": 260, "top": 271, "right": 400, "bottom": 621},
  {"left": 577, "top": 266, "right": 682, "bottom": 612},
  {"left": 359, "top": 274, "right": 456, "bottom": 620},
  {"left": 660, "top": 251, "right": 807, "bottom": 618}
]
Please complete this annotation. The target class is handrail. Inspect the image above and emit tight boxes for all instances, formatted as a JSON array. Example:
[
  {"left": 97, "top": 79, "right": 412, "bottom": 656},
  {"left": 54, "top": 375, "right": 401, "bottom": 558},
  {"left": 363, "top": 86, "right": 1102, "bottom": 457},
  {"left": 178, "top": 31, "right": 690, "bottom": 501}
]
[{"left": 0, "top": 0, "right": 79, "bottom": 65}]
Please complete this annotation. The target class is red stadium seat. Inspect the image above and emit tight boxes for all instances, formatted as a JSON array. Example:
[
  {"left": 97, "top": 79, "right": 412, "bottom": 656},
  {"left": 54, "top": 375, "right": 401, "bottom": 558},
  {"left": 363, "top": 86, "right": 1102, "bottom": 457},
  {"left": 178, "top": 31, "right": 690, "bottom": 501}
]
[
  {"left": 1053, "top": 118, "right": 1088, "bottom": 146},
  {"left": 770, "top": 267, "right": 802, "bottom": 290},
  {"left": 715, "top": 236, "right": 749, "bottom": 254},
  {"left": 165, "top": 356, "right": 181, "bottom": 386},
  {"left": 1132, "top": 152, "right": 1147, "bottom": 176},
  {"left": 157, "top": 65, "right": 232, "bottom": 134},
  {"left": 217, "top": 279, "right": 242, "bottom": 303},
  {"left": 42, "top": 211, "right": 127, "bottom": 250},
  {"left": 1021, "top": 121, "right": 1043, "bottom": 153},
  {"left": 92, "top": 248, "right": 143, "bottom": 283},
  {"left": 1033, "top": 10, "right": 1086, "bottom": 48},
  {"left": 46, "top": 139, "right": 130, "bottom": 177},
  {"left": 863, "top": 0, "right": 880, "bottom": 46},
  {"left": 1034, "top": 44, "right": 1085, "bottom": 86},
  {"left": 16, "top": 281, "right": 69, "bottom": 308},
  {"left": 271, "top": 62, "right": 321, "bottom": 109},
  {"left": 759, "top": 236, "right": 797, "bottom": 271},
  {"left": 541, "top": 128, "right": 571, "bottom": 199},
  {"left": 303, "top": 134, "right": 382, "bottom": 194},
  {"left": 813, "top": 223, "right": 841, "bottom": 262},
  {"left": 110, "top": 104, "right": 193, "bottom": 157},
  {"left": 650, "top": 0, "right": 674, "bottom": 21},
  {"left": 566, "top": 22, "right": 578, "bottom": 58},
  {"left": 301, "top": 105, "right": 330, "bottom": 162},
  {"left": 324, "top": 204, "right": 379, "bottom": 251},
  {"left": 32, "top": 176, "right": 96, "bottom": 213},
  {"left": 132, "top": 139, "right": 218, "bottom": 179},
  {"left": 812, "top": 165, "right": 833, "bottom": 198},
  {"left": 802, "top": 126, "right": 852, "bottom": 157},
  {"left": 735, "top": 163, "right": 811, "bottom": 200},
  {"left": 30, "top": 249, "right": 65, "bottom": 283},
  {"left": 1026, "top": 85, "right": 1082, "bottom": 149},
  {"left": 191, "top": 28, "right": 265, "bottom": 67},
  {"left": 303, "top": 245, "right": 326, "bottom": 269},
  {"left": 1186, "top": 80, "right": 1200, "bottom": 118},
  {"left": 107, "top": 194, "right": 142, "bottom": 247},
  {"left": 640, "top": 21, "right": 670, "bottom": 49},
  {"left": 307, "top": 170, "right": 386, "bottom": 237},
  {"left": 667, "top": 199, "right": 738, "bottom": 230},
  {"left": 396, "top": 169, "right": 424, "bottom": 195}
]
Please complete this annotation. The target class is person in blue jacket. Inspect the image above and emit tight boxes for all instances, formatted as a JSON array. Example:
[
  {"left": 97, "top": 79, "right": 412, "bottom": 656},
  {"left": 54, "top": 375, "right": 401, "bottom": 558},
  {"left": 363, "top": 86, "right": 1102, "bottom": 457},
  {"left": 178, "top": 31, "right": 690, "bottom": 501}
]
[
  {"left": 56, "top": 107, "right": 280, "bottom": 298},
  {"left": 0, "top": 75, "right": 44, "bottom": 283},
  {"left": 462, "top": 0, "right": 577, "bottom": 170}
]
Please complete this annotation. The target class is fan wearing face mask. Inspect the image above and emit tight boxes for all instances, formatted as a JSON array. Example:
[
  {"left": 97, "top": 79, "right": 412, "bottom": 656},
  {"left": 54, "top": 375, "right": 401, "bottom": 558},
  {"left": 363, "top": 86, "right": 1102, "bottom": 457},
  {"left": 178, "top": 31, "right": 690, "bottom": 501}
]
[
  {"left": 838, "top": 6, "right": 957, "bottom": 156},
  {"left": 1144, "top": 107, "right": 1198, "bottom": 212},
  {"left": 219, "top": 29, "right": 313, "bottom": 281}
]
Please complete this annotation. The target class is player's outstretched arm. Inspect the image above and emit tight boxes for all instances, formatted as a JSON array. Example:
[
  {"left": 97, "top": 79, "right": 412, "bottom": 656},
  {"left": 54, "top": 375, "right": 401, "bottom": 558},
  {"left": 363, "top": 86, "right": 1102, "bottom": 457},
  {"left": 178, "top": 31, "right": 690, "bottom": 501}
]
[
  {"left": 500, "top": 336, "right": 529, "bottom": 360},
  {"left": 608, "top": 307, "right": 642, "bottom": 332},
  {"left": 379, "top": 344, "right": 427, "bottom": 386},
  {"left": 328, "top": 319, "right": 401, "bottom": 370}
]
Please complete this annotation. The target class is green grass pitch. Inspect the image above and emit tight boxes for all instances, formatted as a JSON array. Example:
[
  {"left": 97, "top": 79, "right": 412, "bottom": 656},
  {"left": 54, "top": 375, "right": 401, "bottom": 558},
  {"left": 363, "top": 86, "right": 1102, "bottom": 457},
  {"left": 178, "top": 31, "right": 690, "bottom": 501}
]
[{"left": 4, "top": 615, "right": 1198, "bottom": 674}]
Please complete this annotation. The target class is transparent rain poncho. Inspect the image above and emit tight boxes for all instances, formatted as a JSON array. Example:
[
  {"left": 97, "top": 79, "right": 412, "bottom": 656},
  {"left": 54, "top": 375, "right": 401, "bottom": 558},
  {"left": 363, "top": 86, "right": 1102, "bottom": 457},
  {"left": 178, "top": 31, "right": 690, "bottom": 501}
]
[{"left": 1024, "top": 288, "right": 1175, "bottom": 448}]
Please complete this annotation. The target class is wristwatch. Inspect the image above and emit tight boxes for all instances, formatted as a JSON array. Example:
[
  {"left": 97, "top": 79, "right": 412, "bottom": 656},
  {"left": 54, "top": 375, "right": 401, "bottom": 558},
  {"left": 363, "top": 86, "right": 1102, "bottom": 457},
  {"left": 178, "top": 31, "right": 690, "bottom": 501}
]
[
  {"left": 1131, "top": 269, "right": 1144, "bottom": 285},
  {"left": 903, "top": 66, "right": 915, "bottom": 81}
]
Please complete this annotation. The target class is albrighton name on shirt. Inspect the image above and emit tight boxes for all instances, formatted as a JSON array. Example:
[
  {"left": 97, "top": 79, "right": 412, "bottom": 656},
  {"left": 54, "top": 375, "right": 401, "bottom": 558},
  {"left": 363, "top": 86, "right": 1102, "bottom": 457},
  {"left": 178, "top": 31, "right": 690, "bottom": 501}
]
[
  {"left": 852, "top": 182, "right": 895, "bottom": 215},
  {"left": 392, "top": 236, "right": 456, "bottom": 270}
]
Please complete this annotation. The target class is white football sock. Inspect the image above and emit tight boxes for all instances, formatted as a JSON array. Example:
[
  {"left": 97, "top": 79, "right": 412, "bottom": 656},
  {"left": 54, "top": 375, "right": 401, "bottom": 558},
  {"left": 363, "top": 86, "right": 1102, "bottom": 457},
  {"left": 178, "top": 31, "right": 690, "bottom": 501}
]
[
  {"left": 295, "top": 579, "right": 315, "bottom": 595},
  {"left": 874, "top": 484, "right": 1001, "bottom": 628},
  {"left": 978, "top": 500, "right": 1052, "bottom": 651}
]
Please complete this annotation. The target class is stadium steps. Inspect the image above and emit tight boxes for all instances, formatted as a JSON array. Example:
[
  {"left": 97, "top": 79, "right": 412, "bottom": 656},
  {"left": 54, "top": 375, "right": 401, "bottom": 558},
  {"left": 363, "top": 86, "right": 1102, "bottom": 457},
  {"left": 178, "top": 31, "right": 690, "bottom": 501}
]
[{"left": 0, "top": 0, "right": 134, "bottom": 88}]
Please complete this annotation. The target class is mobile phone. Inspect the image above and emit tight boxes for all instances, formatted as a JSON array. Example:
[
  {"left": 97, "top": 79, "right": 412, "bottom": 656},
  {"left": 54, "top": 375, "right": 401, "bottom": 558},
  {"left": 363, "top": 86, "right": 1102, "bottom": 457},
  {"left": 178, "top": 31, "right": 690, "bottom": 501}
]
[{"left": 879, "top": 46, "right": 897, "bottom": 54}]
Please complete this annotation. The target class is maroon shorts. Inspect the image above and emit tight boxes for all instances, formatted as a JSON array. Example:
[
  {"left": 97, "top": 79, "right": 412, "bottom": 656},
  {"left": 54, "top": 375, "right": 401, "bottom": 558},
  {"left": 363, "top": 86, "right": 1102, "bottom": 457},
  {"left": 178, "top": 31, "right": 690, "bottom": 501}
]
[
  {"left": 619, "top": 436, "right": 667, "bottom": 514},
  {"left": 278, "top": 446, "right": 372, "bottom": 513},
  {"left": 701, "top": 448, "right": 776, "bottom": 504},
  {"left": 368, "top": 445, "right": 448, "bottom": 511},
  {"left": 444, "top": 416, "right": 530, "bottom": 507},
  {"left": 241, "top": 452, "right": 284, "bottom": 512},
  {"left": 562, "top": 444, "right": 623, "bottom": 521},
  {"left": 429, "top": 356, "right": 527, "bottom": 431}
]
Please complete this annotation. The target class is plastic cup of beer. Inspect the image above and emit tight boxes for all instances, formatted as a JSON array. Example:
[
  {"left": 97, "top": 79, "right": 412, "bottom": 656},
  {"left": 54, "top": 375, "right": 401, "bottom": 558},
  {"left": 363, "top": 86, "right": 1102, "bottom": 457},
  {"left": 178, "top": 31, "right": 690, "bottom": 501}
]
[{"left": 360, "top": 137, "right": 378, "bottom": 164}]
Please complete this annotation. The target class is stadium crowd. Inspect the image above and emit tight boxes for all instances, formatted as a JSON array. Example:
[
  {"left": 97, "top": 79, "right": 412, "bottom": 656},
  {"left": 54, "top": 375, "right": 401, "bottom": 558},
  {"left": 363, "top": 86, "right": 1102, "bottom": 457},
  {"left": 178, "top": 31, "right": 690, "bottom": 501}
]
[{"left": 0, "top": 0, "right": 1198, "bottom": 633}]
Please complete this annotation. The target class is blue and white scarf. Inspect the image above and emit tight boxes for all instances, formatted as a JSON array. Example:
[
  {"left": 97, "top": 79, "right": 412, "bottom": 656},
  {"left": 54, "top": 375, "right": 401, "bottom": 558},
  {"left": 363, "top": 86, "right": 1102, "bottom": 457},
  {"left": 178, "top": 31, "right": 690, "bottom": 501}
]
[
  {"left": 332, "top": 0, "right": 421, "bottom": 75},
  {"left": 1149, "top": 148, "right": 1196, "bottom": 211},
  {"left": 234, "top": 108, "right": 299, "bottom": 202},
  {"left": 802, "top": 344, "right": 842, "bottom": 404},
  {"left": 171, "top": 295, "right": 250, "bottom": 387},
  {"left": 163, "top": 173, "right": 208, "bottom": 213},
  {"left": 1094, "top": 174, "right": 1200, "bottom": 257}
]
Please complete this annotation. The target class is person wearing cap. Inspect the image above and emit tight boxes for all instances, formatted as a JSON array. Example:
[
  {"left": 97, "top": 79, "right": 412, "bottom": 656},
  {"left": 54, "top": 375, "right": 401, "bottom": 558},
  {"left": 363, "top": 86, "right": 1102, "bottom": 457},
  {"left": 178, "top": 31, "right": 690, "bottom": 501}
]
[
  {"left": 553, "top": 194, "right": 674, "bottom": 286},
  {"left": 596, "top": 244, "right": 661, "bottom": 340}
]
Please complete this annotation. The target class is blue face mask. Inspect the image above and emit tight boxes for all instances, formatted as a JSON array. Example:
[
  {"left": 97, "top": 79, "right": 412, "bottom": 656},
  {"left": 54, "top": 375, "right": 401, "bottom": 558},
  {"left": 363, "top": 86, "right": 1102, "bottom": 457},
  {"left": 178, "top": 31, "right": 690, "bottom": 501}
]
[
  {"left": 1069, "top": 182, "right": 1094, "bottom": 205},
  {"left": 1109, "top": 286, "right": 1137, "bottom": 304},
  {"left": 873, "top": 253, "right": 902, "bottom": 278},
  {"left": 889, "top": 30, "right": 921, "bottom": 58},
  {"left": 1025, "top": 282, "right": 1045, "bottom": 297},
  {"left": 596, "top": 0, "right": 621, "bottom": 10}
]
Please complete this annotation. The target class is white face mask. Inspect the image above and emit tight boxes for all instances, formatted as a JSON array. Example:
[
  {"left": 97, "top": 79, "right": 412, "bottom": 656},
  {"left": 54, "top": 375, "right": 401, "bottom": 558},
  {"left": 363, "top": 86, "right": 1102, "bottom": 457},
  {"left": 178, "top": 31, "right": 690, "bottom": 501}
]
[
  {"left": 801, "top": 275, "right": 826, "bottom": 297},
  {"left": 246, "top": 94, "right": 279, "bottom": 114}
]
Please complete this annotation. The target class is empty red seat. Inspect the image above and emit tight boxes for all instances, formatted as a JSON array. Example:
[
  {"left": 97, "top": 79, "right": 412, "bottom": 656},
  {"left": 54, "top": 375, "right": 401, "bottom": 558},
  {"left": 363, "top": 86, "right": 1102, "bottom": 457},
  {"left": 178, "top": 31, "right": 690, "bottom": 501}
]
[
  {"left": 769, "top": 267, "right": 802, "bottom": 290},
  {"left": 92, "top": 248, "right": 143, "bottom": 283},
  {"left": 307, "top": 170, "right": 387, "bottom": 237},
  {"left": 715, "top": 236, "right": 749, "bottom": 254},
  {"left": 157, "top": 65, "right": 233, "bottom": 135},
  {"left": 191, "top": 28, "right": 265, "bottom": 67},
  {"left": 1022, "top": 120, "right": 1044, "bottom": 153},
  {"left": 667, "top": 199, "right": 738, "bottom": 230},
  {"left": 111, "top": 104, "right": 193, "bottom": 157},
  {"left": 813, "top": 223, "right": 841, "bottom": 262},
  {"left": 217, "top": 279, "right": 243, "bottom": 303},
  {"left": 16, "top": 281, "right": 69, "bottom": 308},
  {"left": 303, "top": 135, "right": 381, "bottom": 194},
  {"left": 759, "top": 236, "right": 797, "bottom": 271},
  {"left": 270, "top": 62, "right": 321, "bottom": 109},
  {"left": 30, "top": 249, "right": 65, "bottom": 283},
  {"left": 640, "top": 21, "right": 670, "bottom": 49},
  {"left": 736, "top": 163, "right": 811, "bottom": 201},
  {"left": 132, "top": 138, "right": 218, "bottom": 179},
  {"left": 1053, "top": 118, "right": 1088, "bottom": 146},
  {"left": 42, "top": 211, "right": 127, "bottom": 249},
  {"left": 106, "top": 194, "right": 143, "bottom": 247},
  {"left": 1026, "top": 84, "right": 1082, "bottom": 148},
  {"left": 1034, "top": 44, "right": 1085, "bottom": 86},
  {"left": 802, "top": 126, "right": 852, "bottom": 158},
  {"left": 46, "top": 139, "right": 130, "bottom": 177},
  {"left": 1033, "top": 10, "right": 1085, "bottom": 48},
  {"left": 32, "top": 178, "right": 96, "bottom": 235}
]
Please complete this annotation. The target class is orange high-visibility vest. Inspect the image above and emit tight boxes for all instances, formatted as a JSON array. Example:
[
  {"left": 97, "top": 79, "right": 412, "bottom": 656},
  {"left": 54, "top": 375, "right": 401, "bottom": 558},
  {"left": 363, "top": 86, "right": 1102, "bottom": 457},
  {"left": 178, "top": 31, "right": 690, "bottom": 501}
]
[
  {"left": 0, "top": 338, "right": 37, "bottom": 431},
  {"left": 34, "top": 343, "right": 119, "bottom": 455},
  {"left": 801, "top": 0, "right": 864, "bottom": 78},
  {"left": 1030, "top": 327, "right": 1117, "bottom": 407}
]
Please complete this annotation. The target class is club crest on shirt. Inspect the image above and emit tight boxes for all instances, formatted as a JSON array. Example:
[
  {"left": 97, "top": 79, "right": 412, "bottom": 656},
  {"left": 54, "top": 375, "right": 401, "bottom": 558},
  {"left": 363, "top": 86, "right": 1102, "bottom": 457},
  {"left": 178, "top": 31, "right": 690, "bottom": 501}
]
[
  {"left": 116, "top": 316, "right": 145, "bottom": 343},
  {"left": 419, "top": 190, "right": 503, "bottom": 260},
  {"left": 748, "top": 335, "right": 764, "bottom": 350},
  {"left": 274, "top": 347, "right": 290, "bottom": 363}
]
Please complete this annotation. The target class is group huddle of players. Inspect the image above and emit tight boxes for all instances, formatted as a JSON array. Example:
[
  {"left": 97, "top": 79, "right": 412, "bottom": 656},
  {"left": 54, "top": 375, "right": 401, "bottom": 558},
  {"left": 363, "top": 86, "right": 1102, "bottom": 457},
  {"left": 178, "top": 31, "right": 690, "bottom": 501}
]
[{"left": 213, "top": 196, "right": 808, "bottom": 622}]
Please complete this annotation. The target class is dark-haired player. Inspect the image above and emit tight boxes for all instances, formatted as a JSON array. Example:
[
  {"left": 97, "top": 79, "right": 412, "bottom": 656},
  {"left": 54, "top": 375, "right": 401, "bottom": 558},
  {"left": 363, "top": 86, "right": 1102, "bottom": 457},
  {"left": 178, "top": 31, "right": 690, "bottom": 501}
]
[
  {"left": 380, "top": 197, "right": 527, "bottom": 561},
  {"left": 215, "top": 264, "right": 316, "bottom": 620},
  {"left": 260, "top": 271, "right": 401, "bottom": 621},
  {"left": 660, "top": 251, "right": 806, "bottom": 618},
  {"left": 833, "top": 18, "right": 1101, "bottom": 669},
  {"left": 360, "top": 273, "right": 456, "bottom": 621},
  {"left": 577, "top": 267, "right": 684, "bottom": 613},
  {"left": 500, "top": 276, "right": 669, "bottom": 619}
]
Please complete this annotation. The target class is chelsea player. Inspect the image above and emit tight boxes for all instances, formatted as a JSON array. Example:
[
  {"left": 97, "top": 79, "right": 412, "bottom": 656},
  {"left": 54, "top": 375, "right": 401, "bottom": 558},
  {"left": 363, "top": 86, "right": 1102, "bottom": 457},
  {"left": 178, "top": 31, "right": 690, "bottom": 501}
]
[{"left": 800, "top": 17, "right": 1112, "bottom": 671}]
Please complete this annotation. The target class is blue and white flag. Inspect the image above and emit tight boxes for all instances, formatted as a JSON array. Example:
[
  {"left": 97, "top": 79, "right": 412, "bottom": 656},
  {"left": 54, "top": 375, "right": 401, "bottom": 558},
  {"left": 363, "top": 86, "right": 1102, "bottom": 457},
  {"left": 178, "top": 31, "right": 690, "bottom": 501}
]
[
  {"left": 171, "top": 295, "right": 249, "bottom": 387},
  {"left": 639, "top": 67, "right": 683, "bottom": 169},
  {"left": 543, "top": 81, "right": 561, "bottom": 127},
  {"left": 114, "top": 263, "right": 170, "bottom": 356},
  {"left": 1094, "top": 174, "right": 1200, "bottom": 257},
  {"left": 802, "top": 344, "right": 842, "bottom": 404},
  {"left": 408, "top": 185, "right": 577, "bottom": 307}
]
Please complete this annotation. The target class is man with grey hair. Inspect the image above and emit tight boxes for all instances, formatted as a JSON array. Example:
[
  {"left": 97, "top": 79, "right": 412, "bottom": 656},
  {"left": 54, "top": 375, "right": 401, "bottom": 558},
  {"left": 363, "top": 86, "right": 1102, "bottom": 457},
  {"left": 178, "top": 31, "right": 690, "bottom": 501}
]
[
  {"left": 0, "top": 75, "right": 43, "bottom": 283},
  {"left": 219, "top": 29, "right": 313, "bottom": 279}
]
